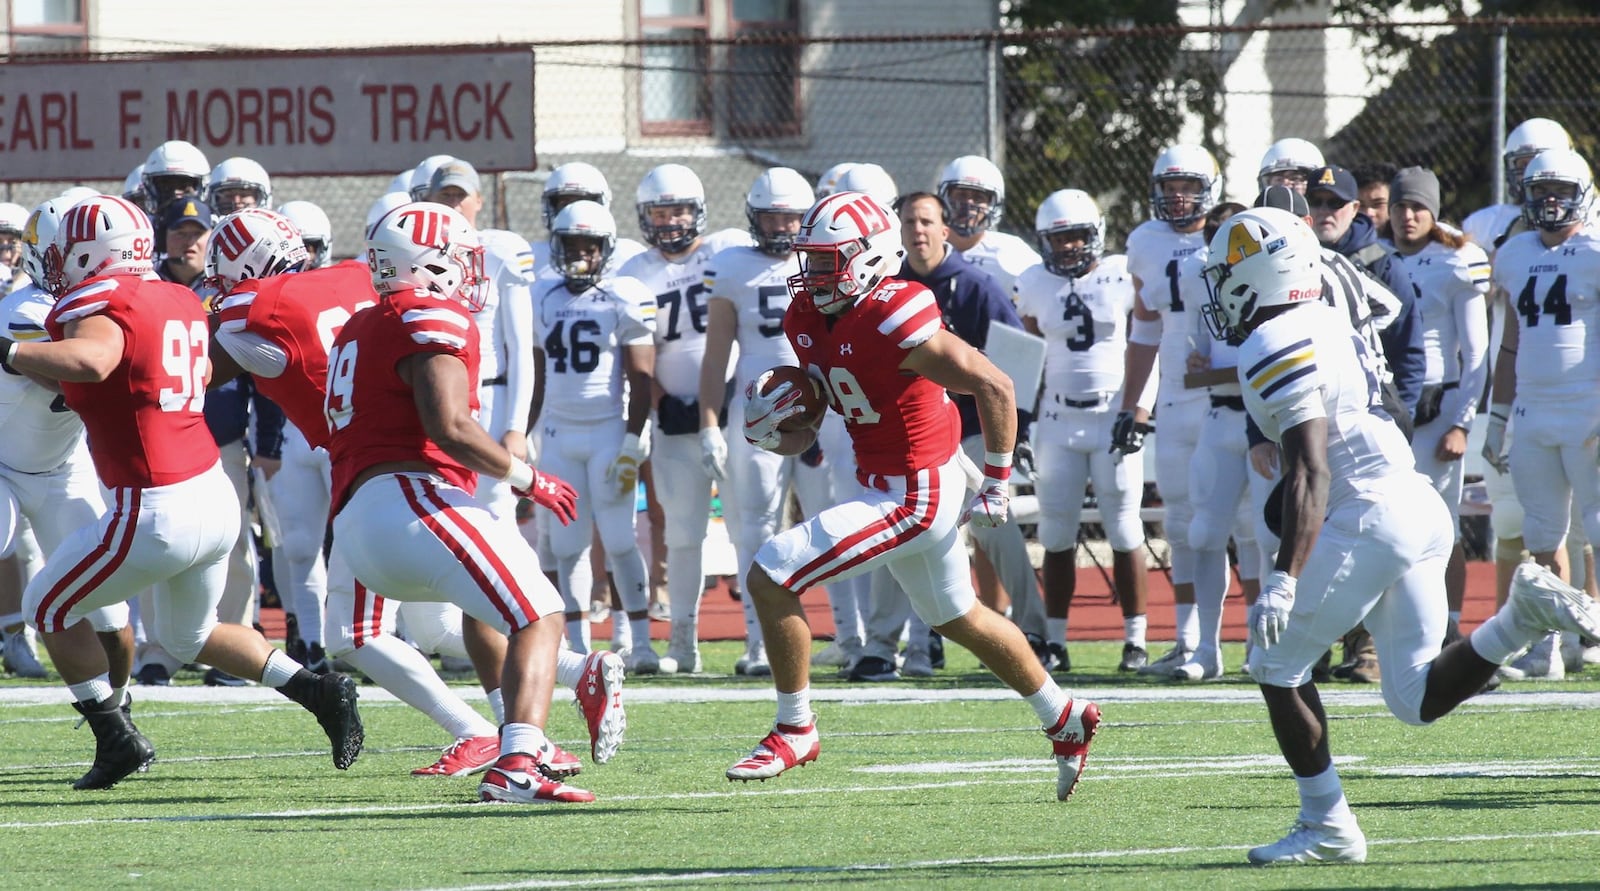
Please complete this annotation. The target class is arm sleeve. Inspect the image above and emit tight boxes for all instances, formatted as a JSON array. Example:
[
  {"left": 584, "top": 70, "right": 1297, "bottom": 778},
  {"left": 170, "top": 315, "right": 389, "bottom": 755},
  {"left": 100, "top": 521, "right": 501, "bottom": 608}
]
[
  {"left": 1444, "top": 267, "right": 1491, "bottom": 429},
  {"left": 497, "top": 269, "right": 535, "bottom": 437},
  {"left": 214, "top": 327, "right": 290, "bottom": 378}
]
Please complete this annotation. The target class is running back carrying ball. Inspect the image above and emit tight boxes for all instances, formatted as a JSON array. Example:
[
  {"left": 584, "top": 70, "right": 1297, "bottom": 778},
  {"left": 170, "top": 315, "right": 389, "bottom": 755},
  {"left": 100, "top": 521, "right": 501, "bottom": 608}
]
[{"left": 753, "top": 365, "right": 825, "bottom": 432}]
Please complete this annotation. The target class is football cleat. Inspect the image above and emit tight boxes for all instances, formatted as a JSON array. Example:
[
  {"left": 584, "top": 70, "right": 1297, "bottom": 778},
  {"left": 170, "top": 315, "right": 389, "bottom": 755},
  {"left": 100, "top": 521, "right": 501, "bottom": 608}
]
[
  {"left": 71, "top": 695, "right": 156, "bottom": 790},
  {"left": 297, "top": 672, "right": 364, "bottom": 770},
  {"left": 845, "top": 654, "right": 898, "bottom": 682},
  {"left": 540, "top": 740, "right": 583, "bottom": 778},
  {"left": 624, "top": 643, "right": 661, "bottom": 675},
  {"left": 1118, "top": 643, "right": 1149, "bottom": 672},
  {"left": 726, "top": 722, "right": 819, "bottom": 782},
  {"left": 735, "top": 642, "right": 772, "bottom": 677},
  {"left": 1138, "top": 644, "right": 1190, "bottom": 676},
  {"left": 412, "top": 735, "right": 499, "bottom": 777},
  {"left": 479, "top": 753, "right": 595, "bottom": 804},
  {"left": 1506, "top": 562, "right": 1600, "bottom": 640},
  {"left": 810, "top": 640, "right": 854, "bottom": 668},
  {"left": 900, "top": 648, "right": 934, "bottom": 678},
  {"left": 1498, "top": 632, "right": 1564, "bottom": 681},
  {"left": 575, "top": 650, "right": 626, "bottom": 763},
  {"left": 1046, "top": 698, "right": 1101, "bottom": 801},
  {"left": 1247, "top": 819, "right": 1367, "bottom": 865},
  {"left": 1171, "top": 649, "right": 1225, "bottom": 683},
  {"left": 658, "top": 622, "right": 702, "bottom": 675},
  {"left": 2, "top": 627, "right": 47, "bottom": 678}
]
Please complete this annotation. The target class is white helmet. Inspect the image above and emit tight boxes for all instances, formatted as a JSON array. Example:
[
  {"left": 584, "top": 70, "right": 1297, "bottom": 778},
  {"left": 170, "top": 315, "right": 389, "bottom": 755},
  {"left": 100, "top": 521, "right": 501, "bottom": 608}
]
[
  {"left": 278, "top": 201, "right": 333, "bottom": 268},
  {"left": 205, "top": 208, "right": 308, "bottom": 294},
  {"left": 123, "top": 164, "right": 149, "bottom": 211},
  {"left": 833, "top": 163, "right": 898, "bottom": 209},
  {"left": 937, "top": 155, "right": 1006, "bottom": 237},
  {"left": 408, "top": 154, "right": 457, "bottom": 201},
  {"left": 788, "top": 190, "right": 904, "bottom": 314},
  {"left": 387, "top": 169, "right": 414, "bottom": 196},
  {"left": 815, "top": 162, "right": 858, "bottom": 199},
  {"left": 207, "top": 157, "right": 272, "bottom": 214},
  {"left": 366, "top": 201, "right": 486, "bottom": 310},
  {"left": 1199, "top": 207, "right": 1323, "bottom": 345},
  {"left": 21, "top": 196, "right": 77, "bottom": 286},
  {"left": 1034, "top": 189, "right": 1104, "bottom": 278},
  {"left": 1504, "top": 117, "right": 1573, "bottom": 203},
  {"left": 635, "top": 163, "right": 707, "bottom": 253},
  {"left": 1257, "top": 138, "right": 1325, "bottom": 191},
  {"left": 58, "top": 186, "right": 100, "bottom": 206},
  {"left": 48, "top": 196, "right": 156, "bottom": 295},
  {"left": 542, "top": 162, "right": 613, "bottom": 229},
  {"left": 366, "top": 192, "right": 411, "bottom": 235},
  {"left": 0, "top": 203, "right": 28, "bottom": 236},
  {"left": 746, "top": 167, "right": 816, "bottom": 256},
  {"left": 142, "top": 140, "right": 211, "bottom": 210},
  {"left": 1520, "top": 148, "right": 1594, "bottom": 232},
  {"left": 549, "top": 200, "right": 617, "bottom": 292},
  {"left": 1150, "top": 144, "right": 1221, "bottom": 227}
]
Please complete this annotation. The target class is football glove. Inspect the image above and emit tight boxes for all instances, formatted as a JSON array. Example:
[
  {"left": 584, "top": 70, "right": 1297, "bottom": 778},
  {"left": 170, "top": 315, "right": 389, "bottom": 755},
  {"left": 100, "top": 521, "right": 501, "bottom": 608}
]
[
  {"left": 1012, "top": 439, "right": 1037, "bottom": 483},
  {"left": 961, "top": 476, "right": 1011, "bottom": 528},
  {"left": 605, "top": 432, "right": 646, "bottom": 498},
  {"left": 1481, "top": 409, "right": 1510, "bottom": 475},
  {"left": 1109, "top": 410, "right": 1153, "bottom": 455},
  {"left": 743, "top": 370, "right": 805, "bottom": 451},
  {"left": 699, "top": 427, "right": 728, "bottom": 481},
  {"left": 1247, "top": 570, "right": 1297, "bottom": 651},
  {"left": 516, "top": 470, "right": 579, "bottom": 527}
]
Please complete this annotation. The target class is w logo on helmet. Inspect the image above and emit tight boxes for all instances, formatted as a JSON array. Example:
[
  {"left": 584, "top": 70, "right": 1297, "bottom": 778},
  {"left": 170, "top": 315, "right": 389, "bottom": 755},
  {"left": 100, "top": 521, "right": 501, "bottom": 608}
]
[
  {"left": 63, "top": 204, "right": 101, "bottom": 245},
  {"left": 804, "top": 191, "right": 891, "bottom": 238},
  {"left": 399, "top": 208, "right": 450, "bottom": 248},
  {"left": 213, "top": 216, "right": 254, "bottom": 262}
]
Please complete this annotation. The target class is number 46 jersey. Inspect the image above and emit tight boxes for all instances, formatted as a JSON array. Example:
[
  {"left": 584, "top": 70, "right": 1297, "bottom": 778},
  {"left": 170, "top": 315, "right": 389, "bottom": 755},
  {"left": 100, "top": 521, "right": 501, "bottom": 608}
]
[{"left": 532, "top": 274, "right": 657, "bottom": 424}]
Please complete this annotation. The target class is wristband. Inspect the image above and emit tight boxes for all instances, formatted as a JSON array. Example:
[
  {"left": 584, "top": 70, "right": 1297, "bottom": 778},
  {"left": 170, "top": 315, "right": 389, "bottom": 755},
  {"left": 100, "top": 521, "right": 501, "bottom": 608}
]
[
  {"left": 983, "top": 449, "right": 1012, "bottom": 481},
  {"left": 0, "top": 339, "right": 16, "bottom": 375},
  {"left": 502, "top": 459, "right": 536, "bottom": 491}
]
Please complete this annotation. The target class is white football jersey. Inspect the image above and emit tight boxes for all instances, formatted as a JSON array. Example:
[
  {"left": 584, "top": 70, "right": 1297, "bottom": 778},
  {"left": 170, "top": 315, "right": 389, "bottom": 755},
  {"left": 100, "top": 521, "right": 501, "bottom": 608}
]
[
  {"left": 1386, "top": 238, "right": 1490, "bottom": 423},
  {"left": 474, "top": 229, "right": 535, "bottom": 384},
  {"left": 0, "top": 283, "right": 85, "bottom": 472},
  {"left": 1182, "top": 247, "right": 1243, "bottom": 397},
  {"left": 705, "top": 244, "right": 797, "bottom": 387},
  {"left": 1493, "top": 228, "right": 1600, "bottom": 401},
  {"left": 1240, "top": 302, "right": 1415, "bottom": 507},
  {"left": 1462, "top": 203, "right": 1523, "bottom": 257},
  {"left": 960, "top": 230, "right": 1042, "bottom": 297},
  {"left": 1125, "top": 220, "right": 1206, "bottom": 392},
  {"left": 618, "top": 227, "right": 754, "bottom": 398},
  {"left": 533, "top": 274, "right": 657, "bottom": 424},
  {"left": 1016, "top": 254, "right": 1135, "bottom": 398}
]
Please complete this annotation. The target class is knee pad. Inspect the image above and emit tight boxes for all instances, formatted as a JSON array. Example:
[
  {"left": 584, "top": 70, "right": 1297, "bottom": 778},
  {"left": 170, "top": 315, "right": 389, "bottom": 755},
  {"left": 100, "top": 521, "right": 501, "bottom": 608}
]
[
  {"left": 1106, "top": 515, "right": 1144, "bottom": 553},
  {"left": 278, "top": 524, "right": 324, "bottom": 564},
  {"left": 1187, "top": 512, "right": 1233, "bottom": 553},
  {"left": 1495, "top": 536, "right": 1527, "bottom": 565},
  {"left": 86, "top": 602, "right": 129, "bottom": 633},
  {"left": 1036, "top": 515, "right": 1077, "bottom": 553},
  {"left": 1168, "top": 543, "right": 1196, "bottom": 586}
]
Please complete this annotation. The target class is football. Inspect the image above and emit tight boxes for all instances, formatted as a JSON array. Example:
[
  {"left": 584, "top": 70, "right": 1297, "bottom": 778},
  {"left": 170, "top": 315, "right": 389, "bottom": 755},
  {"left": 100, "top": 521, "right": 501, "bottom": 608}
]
[{"left": 759, "top": 365, "right": 825, "bottom": 432}]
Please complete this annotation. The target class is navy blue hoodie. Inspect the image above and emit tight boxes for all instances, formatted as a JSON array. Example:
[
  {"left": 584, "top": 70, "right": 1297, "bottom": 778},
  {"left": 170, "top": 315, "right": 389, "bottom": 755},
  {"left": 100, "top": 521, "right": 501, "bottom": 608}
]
[{"left": 1326, "top": 212, "right": 1424, "bottom": 411}]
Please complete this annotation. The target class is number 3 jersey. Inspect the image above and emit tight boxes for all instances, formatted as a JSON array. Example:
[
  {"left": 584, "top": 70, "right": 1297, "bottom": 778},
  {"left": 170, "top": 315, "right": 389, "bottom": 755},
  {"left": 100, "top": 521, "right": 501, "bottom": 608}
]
[
  {"left": 618, "top": 229, "right": 753, "bottom": 400},
  {"left": 1491, "top": 228, "right": 1600, "bottom": 403},
  {"left": 1016, "top": 254, "right": 1134, "bottom": 399},
  {"left": 784, "top": 279, "right": 961, "bottom": 477},
  {"left": 532, "top": 274, "right": 657, "bottom": 424},
  {"left": 45, "top": 274, "right": 219, "bottom": 489},
  {"left": 1239, "top": 302, "right": 1415, "bottom": 508}
]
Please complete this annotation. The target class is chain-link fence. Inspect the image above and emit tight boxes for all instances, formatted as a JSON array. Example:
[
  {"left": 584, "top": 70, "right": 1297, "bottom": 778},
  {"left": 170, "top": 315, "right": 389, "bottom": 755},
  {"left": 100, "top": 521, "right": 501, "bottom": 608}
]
[{"left": 7, "top": 18, "right": 1597, "bottom": 259}]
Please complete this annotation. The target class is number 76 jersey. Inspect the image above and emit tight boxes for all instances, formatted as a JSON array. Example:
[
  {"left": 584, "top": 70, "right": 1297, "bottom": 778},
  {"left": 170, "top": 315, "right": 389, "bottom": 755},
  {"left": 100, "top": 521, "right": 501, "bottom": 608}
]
[{"left": 1491, "top": 228, "right": 1600, "bottom": 401}]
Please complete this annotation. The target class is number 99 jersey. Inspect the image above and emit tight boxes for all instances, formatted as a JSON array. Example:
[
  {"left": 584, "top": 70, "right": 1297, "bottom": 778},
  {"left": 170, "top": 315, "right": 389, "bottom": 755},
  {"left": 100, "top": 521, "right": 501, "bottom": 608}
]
[
  {"left": 45, "top": 274, "right": 220, "bottom": 489},
  {"left": 532, "top": 274, "right": 657, "bottom": 424}
]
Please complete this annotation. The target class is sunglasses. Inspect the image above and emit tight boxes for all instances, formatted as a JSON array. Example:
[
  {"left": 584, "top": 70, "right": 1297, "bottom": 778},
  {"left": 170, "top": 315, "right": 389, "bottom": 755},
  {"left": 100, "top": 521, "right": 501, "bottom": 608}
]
[{"left": 1307, "top": 195, "right": 1352, "bottom": 211}]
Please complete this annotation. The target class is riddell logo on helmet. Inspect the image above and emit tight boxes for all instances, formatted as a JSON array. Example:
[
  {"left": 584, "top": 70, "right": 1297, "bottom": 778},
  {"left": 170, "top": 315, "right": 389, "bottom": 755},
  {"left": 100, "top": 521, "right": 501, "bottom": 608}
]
[{"left": 1287, "top": 287, "right": 1319, "bottom": 301}]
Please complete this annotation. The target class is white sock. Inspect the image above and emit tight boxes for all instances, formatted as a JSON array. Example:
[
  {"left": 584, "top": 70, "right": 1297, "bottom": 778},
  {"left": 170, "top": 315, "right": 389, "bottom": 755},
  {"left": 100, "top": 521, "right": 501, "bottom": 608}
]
[
  {"left": 425, "top": 697, "right": 498, "bottom": 739},
  {"left": 487, "top": 688, "right": 505, "bottom": 725},
  {"left": 1025, "top": 680, "right": 1070, "bottom": 727},
  {"left": 555, "top": 649, "right": 586, "bottom": 689},
  {"left": 260, "top": 649, "right": 303, "bottom": 687},
  {"left": 111, "top": 685, "right": 129, "bottom": 709},
  {"left": 1295, "top": 763, "right": 1354, "bottom": 826},
  {"left": 630, "top": 616, "right": 653, "bottom": 652},
  {"left": 500, "top": 722, "right": 545, "bottom": 757},
  {"left": 1046, "top": 616, "right": 1067, "bottom": 646},
  {"left": 1124, "top": 614, "right": 1147, "bottom": 649},
  {"left": 565, "top": 618, "right": 589, "bottom": 654},
  {"left": 69, "top": 675, "right": 114, "bottom": 704},
  {"left": 775, "top": 689, "right": 813, "bottom": 728},
  {"left": 1471, "top": 611, "right": 1531, "bottom": 664},
  {"left": 1175, "top": 602, "right": 1199, "bottom": 651}
]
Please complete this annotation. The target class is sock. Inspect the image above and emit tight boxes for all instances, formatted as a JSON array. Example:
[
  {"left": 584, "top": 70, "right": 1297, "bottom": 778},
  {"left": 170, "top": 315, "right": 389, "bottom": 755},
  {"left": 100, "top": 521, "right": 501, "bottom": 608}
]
[
  {"left": 1046, "top": 616, "right": 1067, "bottom": 646},
  {"left": 565, "top": 618, "right": 589, "bottom": 654},
  {"left": 775, "top": 688, "right": 813, "bottom": 728},
  {"left": 612, "top": 618, "right": 632, "bottom": 652},
  {"left": 740, "top": 591, "right": 764, "bottom": 647},
  {"left": 1295, "top": 763, "right": 1354, "bottom": 826},
  {"left": 1175, "top": 603, "right": 1200, "bottom": 651},
  {"left": 111, "top": 685, "right": 129, "bottom": 709},
  {"left": 1025, "top": 680, "right": 1070, "bottom": 727},
  {"left": 260, "top": 649, "right": 303, "bottom": 687},
  {"left": 500, "top": 721, "right": 546, "bottom": 757},
  {"left": 1471, "top": 611, "right": 1532, "bottom": 664},
  {"left": 343, "top": 635, "right": 478, "bottom": 735},
  {"left": 555, "top": 649, "right": 586, "bottom": 689},
  {"left": 1448, "top": 609, "right": 1463, "bottom": 627},
  {"left": 69, "top": 675, "right": 114, "bottom": 704},
  {"left": 629, "top": 616, "right": 653, "bottom": 653},
  {"left": 1124, "top": 614, "right": 1147, "bottom": 649},
  {"left": 487, "top": 688, "right": 505, "bottom": 725}
]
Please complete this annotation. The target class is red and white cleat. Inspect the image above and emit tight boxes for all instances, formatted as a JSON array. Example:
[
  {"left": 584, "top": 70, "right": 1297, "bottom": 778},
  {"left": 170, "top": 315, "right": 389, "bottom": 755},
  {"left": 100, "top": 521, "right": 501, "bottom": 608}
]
[
  {"left": 540, "top": 740, "right": 583, "bottom": 778},
  {"left": 412, "top": 735, "right": 500, "bottom": 777},
  {"left": 478, "top": 753, "right": 595, "bottom": 804},
  {"left": 575, "top": 650, "right": 626, "bottom": 764},
  {"left": 725, "top": 722, "right": 818, "bottom": 782},
  {"left": 1046, "top": 699, "right": 1101, "bottom": 801}
]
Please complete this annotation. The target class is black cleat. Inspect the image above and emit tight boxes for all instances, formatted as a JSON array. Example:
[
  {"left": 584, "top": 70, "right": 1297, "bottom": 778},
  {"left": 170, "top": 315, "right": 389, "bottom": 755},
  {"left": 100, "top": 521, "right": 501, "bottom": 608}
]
[
  {"left": 1118, "top": 643, "right": 1149, "bottom": 672},
  {"left": 282, "top": 671, "right": 364, "bottom": 770},
  {"left": 71, "top": 695, "right": 155, "bottom": 790}
]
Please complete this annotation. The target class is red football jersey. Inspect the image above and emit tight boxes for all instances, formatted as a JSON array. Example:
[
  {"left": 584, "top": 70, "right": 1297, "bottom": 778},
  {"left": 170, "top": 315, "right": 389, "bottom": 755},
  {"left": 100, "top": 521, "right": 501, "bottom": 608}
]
[
  {"left": 215, "top": 260, "right": 378, "bottom": 448},
  {"left": 785, "top": 278, "right": 961, "bottom": 477},
  {"left": 324, "top": 289, "right": 481, "bottom": 513},
  {"left": 45, "top": 274, "right": 220, "bottom": 488}
]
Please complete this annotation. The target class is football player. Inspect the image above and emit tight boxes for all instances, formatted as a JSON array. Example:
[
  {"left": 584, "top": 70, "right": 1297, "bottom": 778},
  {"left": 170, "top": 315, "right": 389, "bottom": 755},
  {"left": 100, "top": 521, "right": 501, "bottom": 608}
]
[
  {"left": 1201, "top": 206, "right": 1600, "bottom": 865},
  {"left": 729, "top": 189, "right": 1101, "bottom": 802},
  {"left": 1256, "top": 137, "right": 1325, "bottom": 194},
  {"left": 206, "top": 156, "right": 272, "bottom": 214},
  {"left": 533, "top": 162, "right": 648, "bottom": 275},
  {"left": 937, "top": 155, "right": 1042, "bottom": 297}
]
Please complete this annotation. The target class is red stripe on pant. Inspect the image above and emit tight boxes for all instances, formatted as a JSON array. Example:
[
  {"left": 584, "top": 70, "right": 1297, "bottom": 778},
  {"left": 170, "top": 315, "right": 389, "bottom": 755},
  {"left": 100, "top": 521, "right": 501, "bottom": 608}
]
[
  {"left": 397, "top": 476, "right": 535, "bottom": 630},
  {"left": 785, "top": 467, "right": 938, "bottom": 591},
  {"left": 353, "top": 581, "right": 384, "bottom": 649},
  {"left": 34, "top": 488, "right": 142, "bottom": 632}
]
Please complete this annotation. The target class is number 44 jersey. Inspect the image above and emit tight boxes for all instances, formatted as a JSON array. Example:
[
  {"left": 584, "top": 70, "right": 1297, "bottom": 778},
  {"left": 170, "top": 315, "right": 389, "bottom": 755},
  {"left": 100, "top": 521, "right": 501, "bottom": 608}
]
[
  {"left": 1491, "top": 228, "right": 1600, "bottom": 403},
  {"left": 784, "top": 278, "right": 962, "bottom": 478},
  {"left": 532, "top": 274, "right": 658, "bottom": 424}
]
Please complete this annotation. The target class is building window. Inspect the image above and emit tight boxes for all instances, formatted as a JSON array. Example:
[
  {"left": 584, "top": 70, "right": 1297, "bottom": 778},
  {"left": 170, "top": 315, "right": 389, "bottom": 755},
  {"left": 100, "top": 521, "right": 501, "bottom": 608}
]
[
  {"left": 9, "top": 0, "right": 87, "bottom": 54},
  {"left": 640, "top": 0, "right": 711, "bottom": 136},
  {"left": 727, "top": 0, "right": 800, "bottom": 137}
]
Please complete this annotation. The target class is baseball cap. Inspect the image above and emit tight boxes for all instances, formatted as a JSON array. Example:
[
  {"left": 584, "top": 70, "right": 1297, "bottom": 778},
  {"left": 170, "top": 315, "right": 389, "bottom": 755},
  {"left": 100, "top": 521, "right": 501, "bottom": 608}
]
[
  {"left": 1253, "top": 185, "right": 1310, "bottom": 217},
  {"left": 428, "top": 159, "right": 481, "bottom": 197},
  {"left": 162, "top": 198, "right": 213, "bottom": 231},
  {"left": 1307, "top": 165, "right": 1358, "bottom": 204},
  {"left": 1390, "top": 166, "right": 1441, "bottom": 217}
]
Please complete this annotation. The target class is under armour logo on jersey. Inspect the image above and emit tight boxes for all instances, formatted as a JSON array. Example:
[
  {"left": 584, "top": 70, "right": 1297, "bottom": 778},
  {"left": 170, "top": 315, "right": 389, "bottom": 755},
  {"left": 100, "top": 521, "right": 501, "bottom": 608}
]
[
  {"left": 840, "top": 343, "right": 853, "bottom": 355},
  {"left": 1564, "top": 247, "right": 1580, "bottom": 255}
]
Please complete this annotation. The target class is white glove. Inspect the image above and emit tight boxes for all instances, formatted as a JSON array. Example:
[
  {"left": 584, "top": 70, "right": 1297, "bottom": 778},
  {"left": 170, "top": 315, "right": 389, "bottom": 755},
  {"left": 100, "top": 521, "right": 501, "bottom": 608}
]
[
  {"left": 742, "top": 370, "right": 805, "bottom": 451},
  {"left": 605, "top": 433, "right": 646, "bottom": 498},
  {"left": 961, "top": 476, "right": 1010, "bottom": 528},
  {"left": 699, "top": 426, "right": 728, "bottom": 481},
  {"left": 1248, "top": 570, "right": 1297, "bottom": 651},
  {"left": 1481, "top": 409, "right": 1510, "bottom": 475}
]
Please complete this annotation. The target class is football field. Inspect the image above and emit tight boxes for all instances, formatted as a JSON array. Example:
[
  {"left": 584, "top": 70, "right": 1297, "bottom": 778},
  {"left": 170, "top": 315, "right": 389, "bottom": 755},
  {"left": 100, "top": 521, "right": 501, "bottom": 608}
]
[{"left": 4, "top": 640, "right": 1600, "bottom": 890}]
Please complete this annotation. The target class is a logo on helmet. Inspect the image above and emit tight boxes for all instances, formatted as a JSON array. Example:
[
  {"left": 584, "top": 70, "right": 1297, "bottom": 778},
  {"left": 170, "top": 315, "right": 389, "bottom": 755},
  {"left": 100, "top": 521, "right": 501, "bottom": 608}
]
[{"left": 1225, "top": 223, "right": 1263, "bottom": 265}]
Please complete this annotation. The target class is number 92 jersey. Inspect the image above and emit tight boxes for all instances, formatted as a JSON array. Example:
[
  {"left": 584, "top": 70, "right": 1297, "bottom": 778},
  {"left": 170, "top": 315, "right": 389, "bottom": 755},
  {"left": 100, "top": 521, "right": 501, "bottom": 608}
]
[
  {"left": 532, "top": 274, "right": 657, "bottom": 424},
  {"left": 1016, "top": 254, "right": 1134, "bottom": 398},
  {"left": 705, "top": 244, "right": 800, "bottom": 386},
  {"left": 1239, "top": 302, "right": 1414, "bottom": 507},
  {"left": 618, "top": 228, "right": 753, "bottom": 399},
  {"left": 1491, "top": 228, "right": 1600, "bottom": 401},
  {"left": 1124, "top": 220, "right": 1206, "bottom": 390}
]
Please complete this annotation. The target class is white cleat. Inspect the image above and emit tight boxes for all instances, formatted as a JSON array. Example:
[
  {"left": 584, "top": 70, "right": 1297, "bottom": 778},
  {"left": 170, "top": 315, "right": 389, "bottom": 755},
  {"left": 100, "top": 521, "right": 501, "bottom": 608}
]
[
  {"left": 1137, "top": 645, "right": 1190, "bottom": 677},
  {"left": 3, "top": 627, "right": 48, "bottom": 679},
  {"left": 624, "top": 643, "right": 660, "bottom": 675},
  {"left": 810, "top": 641, "right": 853, "bottom": 668},
  {"left": 900, "top": 648, "right": 934, "bottom": 678},
  {"left": 735, "top": 642, "right": 771, "bottom": 677},
  {"left": 1247, "top": 820, "right": 1367, "bottom": 865},
  {"left": 1507, "top": 563, "right": 1600, "bottom": 640},
  {"left": 726, "top": 722, "right": 818, "bottom": 781},
  {"left": 1498, "top": 632, "right": 1564, "bottom": 681}
]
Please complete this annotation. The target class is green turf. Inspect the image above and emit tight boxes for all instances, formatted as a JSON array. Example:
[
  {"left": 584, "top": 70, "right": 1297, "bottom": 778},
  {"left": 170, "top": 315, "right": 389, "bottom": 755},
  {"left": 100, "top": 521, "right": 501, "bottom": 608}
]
[{"left": 4, "top": 640, "right": 1600, "bottom": 890}]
